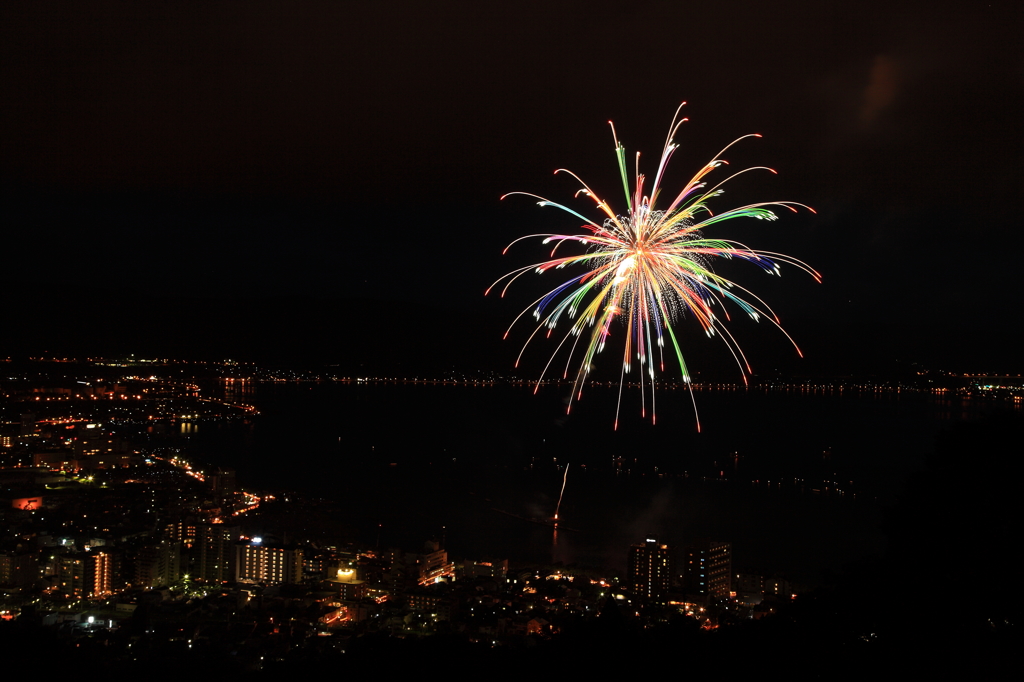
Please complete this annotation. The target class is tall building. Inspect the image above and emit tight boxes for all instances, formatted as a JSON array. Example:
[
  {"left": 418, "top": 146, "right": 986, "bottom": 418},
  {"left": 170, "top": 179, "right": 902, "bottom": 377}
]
[
  {"left": 413, "top": 541, "right": 454, "bottom": 585},
  {"left": 132, "top": 539, "right": 181, "bottom": 588},
  {"left": 165, "top": 520, "right": 198, "bottom": 547},
  {"left": 72, "top": 424, "right": 128, "bottom": 468},
  {"left": 196, "top": 524, "right": 239, "bottom": 583},
  {"left": 0, "top": 551, "right": 39, "bottom": 587},
  {"left": 628, "top": 537, "right": 672, "bottom": 601},
  {"left": 682, "top": 540, "right": 731, "bottom": 600},
  {"left": 385, "top": 541, "right": 455, "bottom": 588},
  {"left": 235, "top": 541, "right": 304, "bottom": 584},
  {"left": 208, "top": 467, "right": 237, "bottom": 497},
  {"left": 165, "top": 520, "right": 239, "bottom": 583},
  {"left": 57, "top": 551, "right": 113, "bottom": 598}
]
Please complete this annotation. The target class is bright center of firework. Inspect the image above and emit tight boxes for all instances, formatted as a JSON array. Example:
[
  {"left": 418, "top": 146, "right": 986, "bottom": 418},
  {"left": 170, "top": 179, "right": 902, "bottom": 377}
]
[
  {"left": 599, "top": 211, "right": 699, "bottom": 324},
  {"left": 613, "top": 254, "right": 636, "bottom": 282}
]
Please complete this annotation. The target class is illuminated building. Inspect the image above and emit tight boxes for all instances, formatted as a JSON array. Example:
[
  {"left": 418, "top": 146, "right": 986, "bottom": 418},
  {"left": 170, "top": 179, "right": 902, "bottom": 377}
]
[
  {"left": 72, "top": 424, "right": 127, "bottom": 467},
  {"left": 235, "top": 541, "right": 303, "bottom": 584},
  {"left": 628, "top": 537, "right": 672, "bottom": 601},
  {"left": 331, "top": 566, "right": 367, "bottom": 601},
  {"left": 33, "top": 451, "right": 81, "bottom": 472},
  {"left": 683, "top": 540, "right": 731, "bottom": 600},
  {"left": 461, "top": 558, "right": 509, "bottom": 581},
  {"left": 197, "top": 524, "right": 239, "bottom": 583},
  {"left": 387, "top": 541, "right": 455, "bottom": 587},
  {"left": 415, "top": 541, "right": 454, "bottom": 585},
  {"left": 404, "top": 587, "right": 454, "bottom": 621},
  {"left": 165, "top": 520, "right": 198, "bottom": 547},
  {"left": 165, "top": 521, "right": 238, "bottom": 583},
  {"left": 57, "top": 551, "right": 113, "bottom": 598}
]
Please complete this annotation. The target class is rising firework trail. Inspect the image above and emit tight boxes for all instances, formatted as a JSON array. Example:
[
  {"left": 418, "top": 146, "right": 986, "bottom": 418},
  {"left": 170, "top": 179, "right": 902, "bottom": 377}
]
[
  {"left": 554, "top": 463, "right": 569, "bottom": 522},
  {"left": 488, "top": 103, "right": 819, "bottom": 429}
]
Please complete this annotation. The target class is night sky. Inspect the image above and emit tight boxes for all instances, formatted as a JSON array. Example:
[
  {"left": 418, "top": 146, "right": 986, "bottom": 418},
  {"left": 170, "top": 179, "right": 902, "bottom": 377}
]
[{"left": 3, "top": 0, "right": 1022, "bottom": 372}]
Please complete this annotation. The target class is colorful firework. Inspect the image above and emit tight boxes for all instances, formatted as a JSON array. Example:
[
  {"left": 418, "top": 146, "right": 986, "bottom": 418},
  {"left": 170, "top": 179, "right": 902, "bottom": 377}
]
[{"left": 488, "top": 103, "right": 819, "bottom": 429}]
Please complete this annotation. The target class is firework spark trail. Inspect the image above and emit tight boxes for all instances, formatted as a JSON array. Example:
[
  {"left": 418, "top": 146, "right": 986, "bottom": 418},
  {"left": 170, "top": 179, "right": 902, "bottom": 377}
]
[
  {"left": 488, "top": 103, "right": 820, "bottom": 429},
  {"left": 554, "top": 463, "right": 569, "bottom": 522}
]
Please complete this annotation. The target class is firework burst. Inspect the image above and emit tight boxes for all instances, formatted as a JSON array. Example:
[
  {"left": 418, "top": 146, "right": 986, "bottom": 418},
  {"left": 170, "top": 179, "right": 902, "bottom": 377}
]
[{"left": 487, "top": 103, "right": 820, "bottom": 429}]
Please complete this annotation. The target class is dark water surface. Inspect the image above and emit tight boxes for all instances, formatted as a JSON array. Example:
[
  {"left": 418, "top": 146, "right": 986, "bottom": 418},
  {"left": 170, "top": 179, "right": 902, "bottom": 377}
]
[{"left": 176, "top": 381, "right": 1005, "bottom": 584}]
